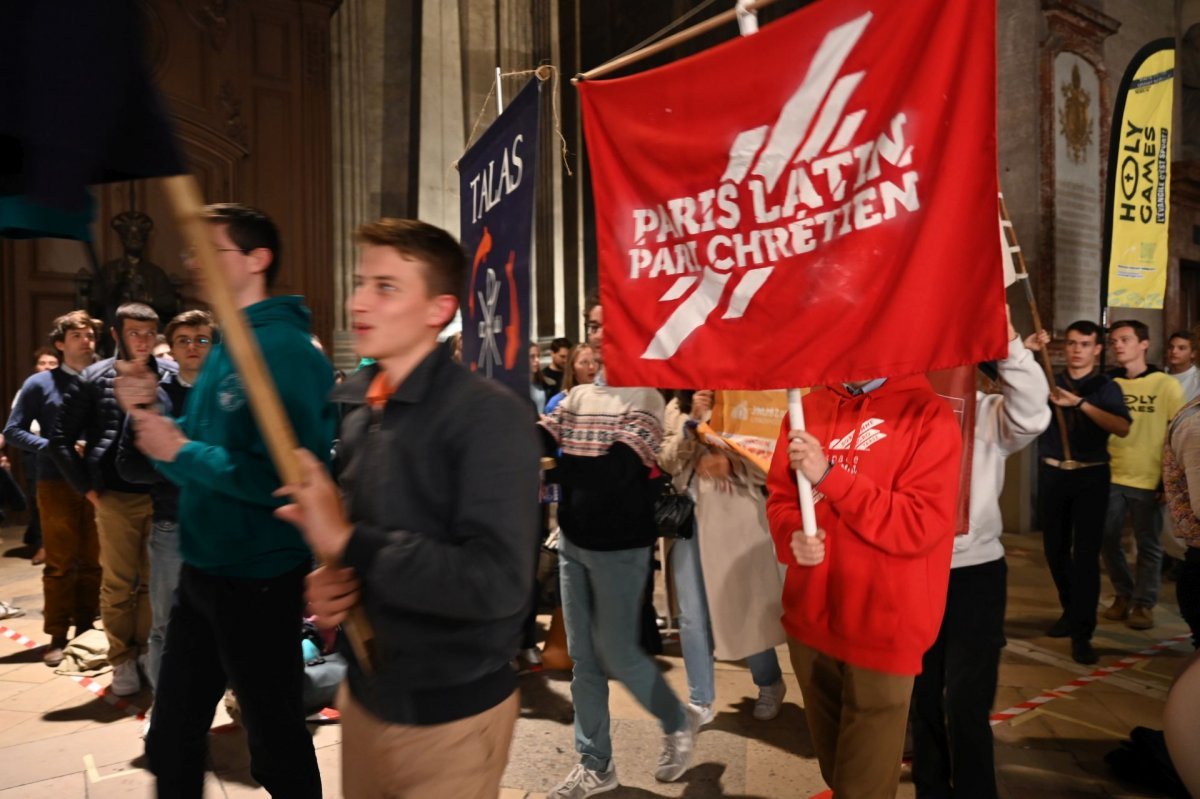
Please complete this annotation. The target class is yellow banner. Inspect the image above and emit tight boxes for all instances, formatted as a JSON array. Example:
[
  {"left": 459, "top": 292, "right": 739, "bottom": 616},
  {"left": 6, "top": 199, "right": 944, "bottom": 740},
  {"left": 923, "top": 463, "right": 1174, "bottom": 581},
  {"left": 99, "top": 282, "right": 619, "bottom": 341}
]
[{"left": 1106, "top": 45, "right": 1174, "bottom": 309}]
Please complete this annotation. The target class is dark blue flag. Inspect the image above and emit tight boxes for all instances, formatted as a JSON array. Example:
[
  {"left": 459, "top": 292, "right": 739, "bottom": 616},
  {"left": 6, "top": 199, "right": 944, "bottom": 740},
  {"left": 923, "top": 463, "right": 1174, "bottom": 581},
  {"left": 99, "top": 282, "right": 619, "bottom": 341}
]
[{"left": 459, "top": 79, "right": 540, "bottom": 402}]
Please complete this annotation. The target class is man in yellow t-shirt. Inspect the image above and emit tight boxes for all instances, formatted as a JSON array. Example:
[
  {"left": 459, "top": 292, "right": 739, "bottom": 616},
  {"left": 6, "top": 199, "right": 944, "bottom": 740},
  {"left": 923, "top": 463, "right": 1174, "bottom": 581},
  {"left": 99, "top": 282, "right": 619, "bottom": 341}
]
[{"left": 1102, "top": 320, "right": 1186, "bottom": 630}]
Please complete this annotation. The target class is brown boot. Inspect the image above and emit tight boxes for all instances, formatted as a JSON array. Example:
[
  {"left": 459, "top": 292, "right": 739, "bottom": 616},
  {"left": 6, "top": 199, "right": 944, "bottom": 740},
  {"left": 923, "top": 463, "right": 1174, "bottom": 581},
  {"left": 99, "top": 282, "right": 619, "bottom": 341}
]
[
  {"left": 1128, "top": 605, "right": 1154, "bottom": 630},
  {"left": 1102, "top": 596, "right": 1131, "bottom": 621},
  {"left": 43, "top": 637, "right": 67, "bottom": 667}
]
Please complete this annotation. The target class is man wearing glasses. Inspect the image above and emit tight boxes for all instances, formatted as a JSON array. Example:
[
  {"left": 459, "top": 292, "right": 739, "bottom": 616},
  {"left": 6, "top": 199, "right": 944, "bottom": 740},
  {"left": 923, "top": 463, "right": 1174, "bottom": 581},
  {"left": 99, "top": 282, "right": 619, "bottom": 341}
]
[
  {"left": 117, "top": 310, "right": 215, "bottom": 696},
  {"left": 117, "top": 204, "right": 333, "bottom": 798},
  {"left": 49, "top": 302, "right": 176, "bottom": 696}
]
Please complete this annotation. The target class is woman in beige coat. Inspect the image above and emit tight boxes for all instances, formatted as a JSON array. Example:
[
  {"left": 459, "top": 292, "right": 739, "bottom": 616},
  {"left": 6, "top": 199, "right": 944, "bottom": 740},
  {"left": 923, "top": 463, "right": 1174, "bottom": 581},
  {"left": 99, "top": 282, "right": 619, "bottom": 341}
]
[{"left": 659, "top": 391, "right": 788, "bottom": 724}]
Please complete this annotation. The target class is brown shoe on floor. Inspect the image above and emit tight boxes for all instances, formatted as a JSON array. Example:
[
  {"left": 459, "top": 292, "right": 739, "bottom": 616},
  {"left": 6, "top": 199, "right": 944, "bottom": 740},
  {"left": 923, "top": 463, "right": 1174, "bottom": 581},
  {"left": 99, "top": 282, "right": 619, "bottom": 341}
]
[
  {"left": 43, "top": 637, "right": 67, "bottom": 667},
  {"left": 1103, "top": 596, "right": 1131, "bottom": 621},
  {"left": 1128, "top": 605, "right": 1154, "bottom": 630}
]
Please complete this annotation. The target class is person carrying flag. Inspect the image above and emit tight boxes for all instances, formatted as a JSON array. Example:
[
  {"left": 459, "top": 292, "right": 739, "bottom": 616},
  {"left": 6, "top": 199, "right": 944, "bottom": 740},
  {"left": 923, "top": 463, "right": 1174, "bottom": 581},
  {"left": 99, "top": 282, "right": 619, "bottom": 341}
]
[
  {"left": 117, "top": 204, "right": 334, "bottom": 798},
  {"left": 766, "top": 368, "right": 961, "bottom": 798},
  {"left": 911, "top": 310, "right": 1051, "bottom": 799},
  {"left": 274, "top": 218, "right": 539, "bottom": 799}
]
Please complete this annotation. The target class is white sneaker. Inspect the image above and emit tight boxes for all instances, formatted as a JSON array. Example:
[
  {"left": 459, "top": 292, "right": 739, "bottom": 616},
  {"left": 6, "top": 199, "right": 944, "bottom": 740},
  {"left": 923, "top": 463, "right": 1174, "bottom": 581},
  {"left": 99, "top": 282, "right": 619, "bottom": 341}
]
[
  {"left": 546, "top": 762, "right": 618, "bottom": 798},
  {"left": 655, "top": 704, "right": 701, "bottom": 782},
  {"left": 752, "top": 679, "right": 787, "bottom": 721},
  {"left": 110, "top": 660, "right": 141, "bottom": 696},
  {"left": 688, "top": 702, "right": 714, "bottom": 726}
]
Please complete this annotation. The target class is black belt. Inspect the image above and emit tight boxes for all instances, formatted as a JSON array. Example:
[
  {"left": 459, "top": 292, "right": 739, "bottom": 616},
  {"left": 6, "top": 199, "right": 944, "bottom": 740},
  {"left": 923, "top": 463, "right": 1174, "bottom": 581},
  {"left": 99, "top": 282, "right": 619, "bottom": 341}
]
[{"left": 1042, "top": 457, "right": 1106, "bottom": 470}]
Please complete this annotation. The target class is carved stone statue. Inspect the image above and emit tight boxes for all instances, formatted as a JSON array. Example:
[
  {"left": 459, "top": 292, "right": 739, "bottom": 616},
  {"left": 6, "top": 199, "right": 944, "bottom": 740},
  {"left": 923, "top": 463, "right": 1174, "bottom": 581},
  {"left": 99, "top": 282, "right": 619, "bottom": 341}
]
[{"left": 86, "top": 210, "right": 182, "bottom": 330}]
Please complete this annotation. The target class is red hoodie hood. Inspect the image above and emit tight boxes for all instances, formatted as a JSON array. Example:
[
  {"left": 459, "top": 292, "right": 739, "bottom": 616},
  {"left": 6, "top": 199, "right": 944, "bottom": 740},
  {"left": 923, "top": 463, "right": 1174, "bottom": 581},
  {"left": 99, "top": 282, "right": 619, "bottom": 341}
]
[{"left": 766, "top": 373, "right": 962, "bottom": 675}]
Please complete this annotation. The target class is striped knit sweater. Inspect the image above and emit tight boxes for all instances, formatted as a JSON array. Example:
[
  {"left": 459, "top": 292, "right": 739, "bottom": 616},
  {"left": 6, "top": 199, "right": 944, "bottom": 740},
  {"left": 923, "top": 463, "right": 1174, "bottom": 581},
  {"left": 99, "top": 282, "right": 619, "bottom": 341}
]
[
  {"left": 538, "top": 382, "right": 665, "bottom": 550},
  {"left": 539, "top": 383, "right": 664, "bottom": 467}
]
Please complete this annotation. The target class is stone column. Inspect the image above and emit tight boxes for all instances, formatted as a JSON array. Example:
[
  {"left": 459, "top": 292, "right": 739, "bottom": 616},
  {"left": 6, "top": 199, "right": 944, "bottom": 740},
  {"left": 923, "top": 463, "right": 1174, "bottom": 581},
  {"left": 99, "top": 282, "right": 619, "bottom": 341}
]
[
  {"left": 1038, "top": 0, "right": 1120, "bottom": 333},
  {"left": 418, "top": 0, "right": 465, "bottom": 238},
  {"left": 329, "top": 0, "right": 391, "bottom": 369}
]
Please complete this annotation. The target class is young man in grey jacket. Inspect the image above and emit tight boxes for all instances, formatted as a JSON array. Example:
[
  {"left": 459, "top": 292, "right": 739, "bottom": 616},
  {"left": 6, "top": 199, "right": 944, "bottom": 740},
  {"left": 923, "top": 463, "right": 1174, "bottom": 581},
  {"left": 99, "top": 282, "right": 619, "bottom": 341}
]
[{"left": 276, "top": 218, "right": 539, "bottom": 799}]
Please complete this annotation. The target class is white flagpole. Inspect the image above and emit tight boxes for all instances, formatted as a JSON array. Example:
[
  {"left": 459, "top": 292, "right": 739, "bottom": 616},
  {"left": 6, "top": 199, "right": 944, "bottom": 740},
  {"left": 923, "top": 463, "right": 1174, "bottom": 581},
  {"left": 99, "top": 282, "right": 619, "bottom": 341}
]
[
  {"left": 787, "top": 389, "right": 819, "bottom": 537},
  {"left": 736, "top": 4, "right": 818, "bottom": 538},
  {"left": 735, "top": 0, "right": 759, "bottom": 34}
]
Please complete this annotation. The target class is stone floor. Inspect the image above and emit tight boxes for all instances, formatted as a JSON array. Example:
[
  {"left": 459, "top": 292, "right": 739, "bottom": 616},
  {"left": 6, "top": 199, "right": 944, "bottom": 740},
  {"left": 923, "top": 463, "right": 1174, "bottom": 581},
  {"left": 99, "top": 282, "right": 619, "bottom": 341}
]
[{"left": 0, "top": 521, "right": 1191, "bottom": 798}]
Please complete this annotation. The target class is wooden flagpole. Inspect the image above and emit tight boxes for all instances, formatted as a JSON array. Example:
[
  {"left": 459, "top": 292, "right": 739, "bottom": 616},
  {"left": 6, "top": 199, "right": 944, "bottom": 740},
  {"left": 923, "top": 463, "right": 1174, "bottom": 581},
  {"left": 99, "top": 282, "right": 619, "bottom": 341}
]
[
  {"left": 161, "top": 174, "right": 377, "bottom": 673},
  {"left": 999, "top": 192, "right": 1075, "bottom": 467},
  {"left": 573, "top": 0, "right": 785, "bottom": 83}
]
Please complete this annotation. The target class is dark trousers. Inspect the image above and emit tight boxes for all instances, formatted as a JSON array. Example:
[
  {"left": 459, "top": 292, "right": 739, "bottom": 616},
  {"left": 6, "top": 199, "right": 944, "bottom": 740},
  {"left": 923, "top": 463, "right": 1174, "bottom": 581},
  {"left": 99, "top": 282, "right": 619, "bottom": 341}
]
[
  {"left": 146, "top": 562, "right": 321, "bottom": 799},
  {"left": 1039, "top": 463, "right": 1110, "bottom": 641},
  {"left": 23, "top": 475, "right": 42, "bottom": 548},
  {"left": 789, "top": 639, "right": 914, "bottom": 797},
  {"left": 912, "top": 558, "right": 1007, "bottom": 799},
  {"left": 1178, "top": 547, "right": 1200, "bottom": 649},
  {"left": 521, "top": 510, "right": 547, "bottom": 651}
]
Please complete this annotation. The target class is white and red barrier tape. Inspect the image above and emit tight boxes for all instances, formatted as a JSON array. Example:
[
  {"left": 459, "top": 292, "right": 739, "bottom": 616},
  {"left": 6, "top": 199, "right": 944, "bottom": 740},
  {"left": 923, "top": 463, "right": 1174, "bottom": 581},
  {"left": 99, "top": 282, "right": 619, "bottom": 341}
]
[
  {"left": 3, "top": 625, "right": 341, "bottom": 727},
  {"left": 806, "top": 635, "right": 1191, "bottom": 798},
  {"left": 0, "top": 625, "right": 38, "bottom": 649},
  {"left": 1, "top": 624, "right": 145, "bottom": 718},
  {"left": 69, "top": 674, "right": 145, "bottom": 718},
  {"left": 211, "top": 707, "right": 338, "bottom": 737},
  {"left": 989, "top": 632, "right": 1191, "bottom": 726}
]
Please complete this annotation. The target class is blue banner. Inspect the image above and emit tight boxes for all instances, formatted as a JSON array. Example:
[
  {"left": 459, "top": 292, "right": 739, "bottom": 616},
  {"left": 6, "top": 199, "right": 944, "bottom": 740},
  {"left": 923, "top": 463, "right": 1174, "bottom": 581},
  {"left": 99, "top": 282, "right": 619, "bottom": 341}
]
[{"left": 460, "top": 78, "right": 539, "bottom": 401}]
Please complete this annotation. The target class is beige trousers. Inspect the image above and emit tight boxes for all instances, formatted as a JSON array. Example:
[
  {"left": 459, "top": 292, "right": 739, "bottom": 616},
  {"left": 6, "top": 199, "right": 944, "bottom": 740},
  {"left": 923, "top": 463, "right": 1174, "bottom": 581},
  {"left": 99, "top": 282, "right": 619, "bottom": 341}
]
[
  {"left": 339, "top": 684, "right": 519, "bottom": 799},
  {"left": 93, "top": 491, "right": 153, "bottom": 666},
  {"left": 789, "top": 638, "right": 914, "bottom": 799}
]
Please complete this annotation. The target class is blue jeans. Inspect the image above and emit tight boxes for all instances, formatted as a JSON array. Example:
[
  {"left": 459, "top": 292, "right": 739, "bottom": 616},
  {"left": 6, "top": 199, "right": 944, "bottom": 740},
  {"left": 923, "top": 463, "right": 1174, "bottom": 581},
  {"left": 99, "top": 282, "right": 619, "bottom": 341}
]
[
  {"left": 559, "top": 536, "right": 687, "bottom": 771},
  {"left": 671, "top": 532, "right": 782, "bottom": 707},
  {"left": 1101, "top": 484, "right": 1163, "bottom": 608},
  {"left": 147, "top": 519, "right": 183, "bottom": 691}
]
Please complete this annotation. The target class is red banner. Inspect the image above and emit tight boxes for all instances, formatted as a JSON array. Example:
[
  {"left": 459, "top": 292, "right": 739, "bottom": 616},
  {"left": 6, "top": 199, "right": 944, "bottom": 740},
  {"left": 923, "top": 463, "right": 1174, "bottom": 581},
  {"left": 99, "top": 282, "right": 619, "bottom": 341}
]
[{"left": 578, "top": 0, "right": 1005, "bottom": 390}]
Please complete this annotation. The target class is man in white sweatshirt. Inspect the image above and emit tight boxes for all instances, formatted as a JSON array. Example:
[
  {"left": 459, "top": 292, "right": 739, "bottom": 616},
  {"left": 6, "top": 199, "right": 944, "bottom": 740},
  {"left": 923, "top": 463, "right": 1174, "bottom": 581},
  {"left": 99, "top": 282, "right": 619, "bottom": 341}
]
[
  {"left": 1167, "top": 331, "right": 1200, "bottom": 403},
  {"left": 910, "top": 309, "right": 1051, "bottom": 799}
]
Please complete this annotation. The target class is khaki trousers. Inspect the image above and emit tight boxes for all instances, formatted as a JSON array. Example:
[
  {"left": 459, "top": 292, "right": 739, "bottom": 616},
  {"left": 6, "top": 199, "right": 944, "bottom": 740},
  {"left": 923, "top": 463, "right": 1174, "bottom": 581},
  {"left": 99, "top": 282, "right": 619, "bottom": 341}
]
[
  {"left": 93, "top": 491, "right": 153, "bottom": 666},
  {"left": 37, "top": 480, "right": 100, "bottom": 639},
  {"left": 789, "top": 638, "right": 914, "bottom": 799},
  {"left": 339, "top": 684, "right": 519, "bottom": 799}
]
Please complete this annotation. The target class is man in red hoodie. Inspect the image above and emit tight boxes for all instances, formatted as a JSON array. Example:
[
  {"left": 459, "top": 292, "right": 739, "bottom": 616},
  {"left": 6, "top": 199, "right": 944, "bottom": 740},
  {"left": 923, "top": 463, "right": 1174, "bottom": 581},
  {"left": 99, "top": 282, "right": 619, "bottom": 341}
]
[{"left": 766, "top": 375, "right": 961, "bottom": 798}]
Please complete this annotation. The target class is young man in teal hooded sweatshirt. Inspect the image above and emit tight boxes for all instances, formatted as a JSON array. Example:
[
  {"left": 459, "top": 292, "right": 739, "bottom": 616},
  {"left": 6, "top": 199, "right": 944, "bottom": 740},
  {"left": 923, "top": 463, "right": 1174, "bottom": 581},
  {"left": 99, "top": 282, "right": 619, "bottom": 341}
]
[{"left": 117, "top": 204, "right": 335, "bottom": 799}]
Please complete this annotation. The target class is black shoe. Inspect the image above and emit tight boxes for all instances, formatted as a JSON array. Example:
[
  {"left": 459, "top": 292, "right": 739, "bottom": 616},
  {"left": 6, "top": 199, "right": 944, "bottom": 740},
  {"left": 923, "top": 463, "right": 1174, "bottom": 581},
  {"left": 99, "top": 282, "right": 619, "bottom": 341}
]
[
  {"left": 1071, "top": 639, "right": 1098, "bottom": 665},
  {"left": 1047, "top": 616, "right": 1071, "bottom": 638}
]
